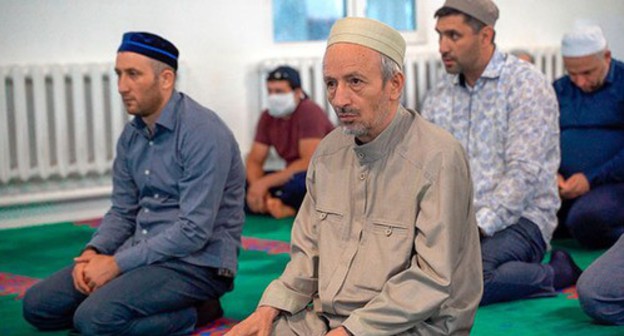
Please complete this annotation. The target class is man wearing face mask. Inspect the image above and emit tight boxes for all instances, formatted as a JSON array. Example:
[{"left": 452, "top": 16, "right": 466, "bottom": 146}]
[{"left": 246, "top": 66, "right": 334, "bottom": 219}]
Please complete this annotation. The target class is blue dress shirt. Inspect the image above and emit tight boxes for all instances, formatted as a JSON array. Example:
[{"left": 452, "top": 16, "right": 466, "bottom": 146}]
[{"left": 88, "top": 91, "right": 245, "bottom": 275}]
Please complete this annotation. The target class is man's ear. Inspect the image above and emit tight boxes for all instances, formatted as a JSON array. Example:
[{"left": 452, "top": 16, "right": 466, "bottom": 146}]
[
  {"left": 388, "top": 71, "right": 405, "bottom": 101},
  {"left": 160, "top": 69, "right": 176, "bottom": 90},
  {"left": 481, "top": 25, "right": 494, "bottom": 46}
]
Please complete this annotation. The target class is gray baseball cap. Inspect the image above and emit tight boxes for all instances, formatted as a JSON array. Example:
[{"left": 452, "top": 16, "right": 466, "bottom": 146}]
[{"left": 438, "top": 0, "right": 499, "bottom": 26}]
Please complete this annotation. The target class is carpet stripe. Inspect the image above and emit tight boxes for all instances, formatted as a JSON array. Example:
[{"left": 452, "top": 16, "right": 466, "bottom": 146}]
[{"left": 0, "top": 273, "right": 39, "bottom": 300}]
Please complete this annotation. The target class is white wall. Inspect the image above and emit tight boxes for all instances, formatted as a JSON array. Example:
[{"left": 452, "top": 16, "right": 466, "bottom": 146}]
[{"left": 1, "top": 0, "right": 623, "bottom": 154}]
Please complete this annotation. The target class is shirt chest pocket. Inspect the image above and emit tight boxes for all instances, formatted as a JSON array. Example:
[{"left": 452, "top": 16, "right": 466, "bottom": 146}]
[
  {"left": 314, "top": 206, "right": 346, "bottom": 240},
  {"left": 350, "top": 218, "right": 413, "bottom": 291}
]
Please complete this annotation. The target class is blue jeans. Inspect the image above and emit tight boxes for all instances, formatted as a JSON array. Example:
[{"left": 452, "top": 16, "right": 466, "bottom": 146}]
[
  {"left": 272, "top": 171, "right": 307, "bottom": 209},
  {"left": 245, "top": 171, "right": 307, "bottom": 213},
  {"left": 577, "top": 234, "right": 624, "bottom": 325},
  {"left": 558, "top": 183, "right": 624, "bottom": 249},
  {"left": 480, "top": 218, "right": 555, "bottom": 306},
  {"left": 23, "top": 260, "right": 232, "bottom": 335}
]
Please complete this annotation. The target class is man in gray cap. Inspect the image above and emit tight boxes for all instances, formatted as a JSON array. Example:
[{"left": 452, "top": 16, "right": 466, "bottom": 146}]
[
  {"left": 22, "top": 32, "right": 245, "bottom": 335},
  {"left": 422, "top": 0, "right": 581, "bottom": 306},
  {"left": 228, "top": 17, "right": 482, "bottom": 336},
  {"left": 554, "top": 24, "right": 624, "bottom": 326}
]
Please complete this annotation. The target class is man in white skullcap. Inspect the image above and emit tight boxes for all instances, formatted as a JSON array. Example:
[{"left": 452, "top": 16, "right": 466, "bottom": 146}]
[
  {"left": 555, "top": 24, "right": 624, "bottom": 249},
  {"left": 554, "top": 24, "right": 624, "bottom": 326},
  {"left": 422, "top": 0, "right": 582, "bottom": 307},
  {"left": 227, "top": 17, "right": 482, "bottom": 336}
]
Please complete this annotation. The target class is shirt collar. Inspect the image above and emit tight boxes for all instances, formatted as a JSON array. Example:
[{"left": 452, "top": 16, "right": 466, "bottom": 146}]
[
  {"left": 603, "top": 60, "right": 616, "bottom": 85},
  {"left": 353, "top": 106, "right": 414, "bottom": 164},
  {"left": 452, "top": 48, "right": 506, "bottom": 86},
  {"left": 130, "top": 90, "right": 181, "bottom": 132}
]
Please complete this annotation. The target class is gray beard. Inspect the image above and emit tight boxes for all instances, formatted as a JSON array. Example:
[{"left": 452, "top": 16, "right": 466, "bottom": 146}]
[{"left": 340, "top": 125, "right": 367, "bottom": 138}]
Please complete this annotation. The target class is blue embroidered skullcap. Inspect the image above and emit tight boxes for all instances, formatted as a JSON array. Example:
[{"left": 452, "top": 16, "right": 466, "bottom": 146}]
[
  {"left": 267, "top": 66, "right": 301, "bottom": 89},
  {"left": 118, "top": 32, "right": 179, "bottom": 70}
]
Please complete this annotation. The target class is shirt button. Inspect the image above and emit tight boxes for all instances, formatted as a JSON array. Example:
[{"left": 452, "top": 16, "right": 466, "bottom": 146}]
[
  {"left": 357, "top": 153, "right": 364, "bottom": 159},
  {"left": 319, "top": 212, "right": 327, "bottom": 220},
  {"left": 154, "top": 194, "right": 159, "bottom": 199},
  {"left": 144, "top": 208, "right": 150, "bottom": 213},
  {"left": 149, "top": 141, "right": 154, "bottom": 146},
  {"left": 144, "top": 169, "right": 150, "bottom": 175},
  {"left": 142, "top": 229, "right": 148, "bottom": 235},
  {"left": 385, "top": 228, "right": 392, "bottom": 236},
  {"left": 359, "top": 173, "right": 366, "bottom": 180}
]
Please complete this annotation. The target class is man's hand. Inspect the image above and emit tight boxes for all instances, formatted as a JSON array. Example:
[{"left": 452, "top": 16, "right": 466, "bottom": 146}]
[
  {"left": 326, "top": 327, "right": 351, "bottom": 336},
  {"left": 557, "top": 173, "right": 565, "bottom": 191},
  {"left": 559, "top": 173, "right": 590, "bottom": 200},
  {"left": 225, "top": 306, "right": 280, "bottom": 336},
  {"left": 72, "top": 249, "right": 98, "bottom": 295},
  {"left": 247, "top": 179, "right": 270, "bottom": 213},
  {"left": 75, "top": 254, "right": 121, "bottom": 291}
]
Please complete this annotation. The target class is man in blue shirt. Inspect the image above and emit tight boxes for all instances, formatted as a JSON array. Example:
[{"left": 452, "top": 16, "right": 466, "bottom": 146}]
[
  {"left": 22, "top": 32, "right": 245, "bottom": 335},
  {"left": 555, "top": 25, "right": 624, "bottom": 249}
]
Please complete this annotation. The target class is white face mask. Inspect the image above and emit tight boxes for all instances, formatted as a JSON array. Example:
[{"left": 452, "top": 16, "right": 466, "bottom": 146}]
[{"left": 267, "top": 92, "right": 297, "bottom": 117}]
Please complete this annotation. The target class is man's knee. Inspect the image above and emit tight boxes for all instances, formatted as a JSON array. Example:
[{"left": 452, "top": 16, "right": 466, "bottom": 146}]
[
  {"left": 74, "top": 299, "right": 127, "bottom": 336},
  {"left": 577, "top": 271, "right": 624, "bottom": 325},
  {"left": 22, "top": 284, "right": 46, "bottom": 328},
  {"left": 22, "top": 282, "right": 70, "bottom": 331}
]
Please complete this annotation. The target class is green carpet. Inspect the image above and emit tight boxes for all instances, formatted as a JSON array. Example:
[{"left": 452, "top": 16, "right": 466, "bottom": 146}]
[{"left": 1, "top": 216, "right": 622, "bottom": 335}]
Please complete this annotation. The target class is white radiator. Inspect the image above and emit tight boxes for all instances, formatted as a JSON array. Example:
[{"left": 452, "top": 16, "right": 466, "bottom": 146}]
[
  {"left": 0, "top": 63, "right": 127, "bottom": 206},
  {"left": 258, "top": 46, "right": 564, "bottom": 119}
]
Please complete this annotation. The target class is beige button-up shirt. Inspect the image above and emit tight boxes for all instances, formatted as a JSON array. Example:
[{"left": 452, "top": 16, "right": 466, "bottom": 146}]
[{"left": 260, "top": 107, "right": 482, "bottom": 335}]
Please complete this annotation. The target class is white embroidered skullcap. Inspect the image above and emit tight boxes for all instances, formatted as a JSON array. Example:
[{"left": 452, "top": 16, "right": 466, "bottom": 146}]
[
  {"left": 327, "top": 17, "right": 406, "bottom": 68},
  {"left": 561, "top": 25, "right": 607, "bottom": 57}
]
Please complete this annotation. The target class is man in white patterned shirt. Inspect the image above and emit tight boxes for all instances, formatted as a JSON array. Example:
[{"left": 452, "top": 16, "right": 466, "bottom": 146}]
[{"left": 422, "top": 0, "right": 582, "bottom": 305}]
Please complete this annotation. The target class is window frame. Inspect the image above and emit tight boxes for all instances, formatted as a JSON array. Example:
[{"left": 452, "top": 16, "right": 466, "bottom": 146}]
[
  {"left": 349, "top": 0, "right": 426, "bottom": 45},
  {"left": 271, "top": 0, "right": 426, "bottom": 45}
]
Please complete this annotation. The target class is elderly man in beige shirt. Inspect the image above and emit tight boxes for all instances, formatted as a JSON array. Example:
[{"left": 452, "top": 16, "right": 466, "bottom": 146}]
[{"left": 227, "top": 17, "right": 482, "bottom": 336}]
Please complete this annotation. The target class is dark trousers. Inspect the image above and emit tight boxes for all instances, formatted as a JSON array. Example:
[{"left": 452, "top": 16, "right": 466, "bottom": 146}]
[
  {"left": 245, "top": 171, "right": 307, "bottom": 213},
  {"left": 23, "top": 260, "right": 232, "bottom": 336},
  {"left": 577, "top": 234, "right": 624, "bottom": 325},
  {"left": 557, "top": 183, "right": 624, "bottom": 249},
  {"left": 480, "top": 218, "right": 554, "bottom": 306}
]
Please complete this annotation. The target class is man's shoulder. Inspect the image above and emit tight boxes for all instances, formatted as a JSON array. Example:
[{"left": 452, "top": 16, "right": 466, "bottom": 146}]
[
  {"left": 312, "top": 128, "right": 351, "bottom": 157},
  {"left": 294, "top": 99, "right": 331, "bottom": 120},
  {"left": 553, "top": 75, "right": 573, "bottom": 95},
  {"left": 178, "top": 93, "right": 224, "bottom": 126},
  {"left": 404, "top": 113, "right": 464, "bottom": 157},
  {"left": 429, "top": 73, "right": 456, "bottom": 93},
  {"left": 392, "top": 113, "right": 469, "bottom": 184},
  {"left": 501, "top": 57, "right": 547, "bottom": 85},
  {"left": 612, "top": 58, "right": 624, "bottom": 81},
  {"left": 297, "top": 98, "right": 325, "bottom": 112},
  {"left": 176, "top": 93, "right": 236, "bottom": 142},
  {"left": 178, "top": 93, "right": 215, "bottom": 116}
]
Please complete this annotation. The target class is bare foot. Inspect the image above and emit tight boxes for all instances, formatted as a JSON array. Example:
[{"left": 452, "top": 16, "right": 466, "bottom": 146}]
[{"left": 266, "top": 197, "right": 297, "bottom": 219}]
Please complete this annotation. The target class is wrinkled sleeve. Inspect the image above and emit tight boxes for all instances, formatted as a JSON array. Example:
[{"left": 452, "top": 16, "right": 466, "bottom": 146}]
[
  {"left": 585, "top": 146, "right": 624, "bottom": 187},
  {"left": 258, "top": 163, "right": 319, "bottom": 313},
  {"left": 478, "top": 73, "right": 560, "bottom": 236},
  {"left": 343, "top": 148, "right": 482, "bottom": 335},
  {"left": 113, "top": 123, "right": 237, "bottom": 272}
]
